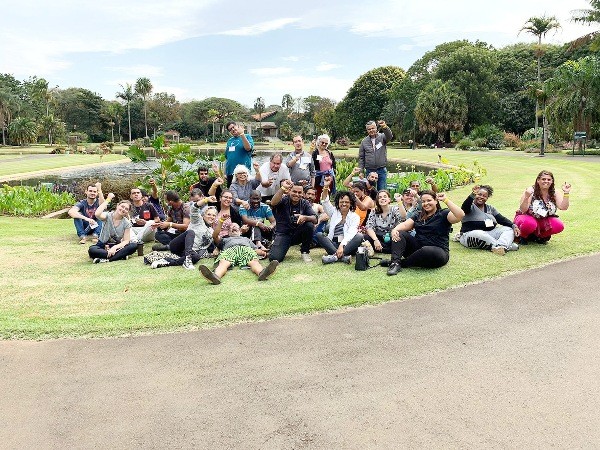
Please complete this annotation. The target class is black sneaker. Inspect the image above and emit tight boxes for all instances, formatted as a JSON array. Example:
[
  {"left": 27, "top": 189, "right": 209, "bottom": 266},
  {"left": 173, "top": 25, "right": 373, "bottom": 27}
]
[
  {"left": 198, "top": 264, "right": 221, "bottom": 285},
  {"left": 386, "top": 262, "right": 402, "bottom": 276},
  {"left": 152, "top": 243, "right": 170, "bottom": 251},
  {"left": 258, "top": 260, "right": 278, "bottom": 281}
]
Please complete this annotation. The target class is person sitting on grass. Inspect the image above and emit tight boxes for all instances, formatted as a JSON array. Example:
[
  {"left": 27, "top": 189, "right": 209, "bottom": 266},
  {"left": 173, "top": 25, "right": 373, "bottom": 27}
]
[
  {"left": 268, "top": 180, "right": 318, "bottom": 263},
  {"left": 152, "top": 190, "right": 190, "bottom": 250},
  {"left": 514, "top": 170, "right": 571, "bottom": 245},
  {"left": 151, "top": 202, "right": 218, "bottom": 270},
  {"left": 458, "top": 184, "right": 520, "bottom": 255},
  {"left": 385, "top": 190, "right": 464, "bottom": 275},
  {"left": 68, "top": 182, "right": 104, "bottom": 244},
  {"left": 144, "top": 178, "right": 166, "bottom": 220},
  {"left": 364, "top": 190, "right": 405, "bottom": 254},
  {"left": 239, "top": 190, "right": 276, "bottom": 250},
  {"left": 317, "top": 177, "right": 363, "bottom": 264},
  {"left": 129, "top": 186, "right": 160, "bottom": 244},
  {"left": 88, "top": 193, "right": 137, "bottom": 263},
  {"left": 198, "top": 221, "right": 278, "bottom": 285},
  {"left": 303, "top": 185, "right": 328, "bottom": 241},
  {"left": 230, "top": 163, "right": 262, "bottom": 209}
]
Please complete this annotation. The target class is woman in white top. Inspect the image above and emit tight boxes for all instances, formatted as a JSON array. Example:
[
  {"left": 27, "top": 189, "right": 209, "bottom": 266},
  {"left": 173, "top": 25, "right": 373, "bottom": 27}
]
[{"left": 316, "top": 177, "right": 363, "bottom": 264}]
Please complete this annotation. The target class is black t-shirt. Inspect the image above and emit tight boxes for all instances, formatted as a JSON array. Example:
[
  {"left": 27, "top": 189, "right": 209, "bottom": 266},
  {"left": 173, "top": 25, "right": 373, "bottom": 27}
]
[
  {"left": 192, "top": 178, "right": 222, "bottom": 200},
  {"left": 414, "top": 209, "right": 451, "bottom": 252},
  {"left": 272, "top": 196, "right": 315, "bottom": 235},
  {"left": 130, "top": 202, "right": 159, "bottom": 222}
]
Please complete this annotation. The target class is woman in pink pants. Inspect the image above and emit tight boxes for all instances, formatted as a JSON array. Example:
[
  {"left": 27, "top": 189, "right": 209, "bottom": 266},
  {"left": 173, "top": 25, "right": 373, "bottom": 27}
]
[{"left": 514, "top": 170, "right": 571, "bottom": 244}]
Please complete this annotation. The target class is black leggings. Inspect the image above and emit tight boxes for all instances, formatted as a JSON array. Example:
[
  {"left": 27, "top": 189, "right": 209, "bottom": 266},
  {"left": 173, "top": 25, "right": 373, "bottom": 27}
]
[
  {"left": 390, "top": 231, "right": 449, "bottom": 269},
  {"left": 165, "top": 230, "right": 202, "bottom": 266},
  {"left": 88, "top": 241, "right": 137, "bottom": 262}
]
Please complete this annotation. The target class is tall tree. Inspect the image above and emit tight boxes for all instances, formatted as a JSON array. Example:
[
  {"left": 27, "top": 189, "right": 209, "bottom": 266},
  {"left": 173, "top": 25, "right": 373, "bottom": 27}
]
[
  {"left": 40, "top": 114, "right": 64, "bottom": 145},
  {"left": 254, "top": 97, "right": 265, "bottom": 138},
  {"left": 0, "top": 89, "right": 19, "bottom": 145},
  {"left": 116, "top": 83, "right": 136, "bottom": 143},
  {"left": 135, "top": 77, "right": 153, "bottom": 138},
  {"left": 520, "top": 15, "right": 561, "bottom": 133},
  {"left": 415, "top": 80, "right": 467, "bottom": 142},
  {"left": 336, "top": 66, "right": 405, "bottom": 137},
  {"left": 281, "top": 94, "right": 294, "bottom": 116}
]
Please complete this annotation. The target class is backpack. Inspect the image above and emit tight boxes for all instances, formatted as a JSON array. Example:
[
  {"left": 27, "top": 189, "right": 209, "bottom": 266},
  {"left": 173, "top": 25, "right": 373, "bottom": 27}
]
[{"left": 354, "top": 246, "right": 383, "bottom": 271}]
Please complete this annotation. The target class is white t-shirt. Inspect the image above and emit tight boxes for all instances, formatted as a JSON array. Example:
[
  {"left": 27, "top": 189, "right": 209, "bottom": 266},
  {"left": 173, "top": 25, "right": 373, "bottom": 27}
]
[{"left": 257, "top": 162, "right": 291, "bottom": 197}]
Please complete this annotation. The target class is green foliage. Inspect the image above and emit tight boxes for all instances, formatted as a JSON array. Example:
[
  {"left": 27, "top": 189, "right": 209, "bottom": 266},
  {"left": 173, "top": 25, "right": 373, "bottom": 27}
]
[
  {"left": 456, "top": 137, "right": 476, "bottom": 150},
  {"left": 336, "top": 66, "right": 405, "bottom": 138},
  {"left": 0, "top": 185, "right": 75, "bottom": 216},
  {"left": 415, "top": 79, "right": 467, "bottom": 140},
  {"left": 334, "top": 158, "right": 357, "bottom": 182},
  {"left": 469, "top": 124, "right": 505, "bottom": 149}
]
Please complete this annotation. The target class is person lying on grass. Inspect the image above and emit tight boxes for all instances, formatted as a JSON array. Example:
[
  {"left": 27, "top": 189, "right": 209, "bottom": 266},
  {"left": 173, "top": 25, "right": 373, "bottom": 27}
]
[{"left": 197, "top": 220, "right": 278, "bottom": 285}]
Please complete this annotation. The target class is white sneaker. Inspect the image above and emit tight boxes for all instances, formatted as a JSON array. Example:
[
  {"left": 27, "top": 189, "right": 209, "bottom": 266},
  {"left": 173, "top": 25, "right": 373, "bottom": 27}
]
[
  {"left": 151, "top": 258, "right": 169, "bottom": 269},
  {"left": 340, "top": 255, "right": 352, "bottom": 264},
  {"left": 301, "top": 252, "right": 312, "bottom": 263},
  {"left": 509, "top": 243, "right": 519, "bottom": 251},
  {"left": 92, "top": 258, "right": 109, "bottom": 264},
  {"left": 322, "top": 254, "right": 338, "bottom": 264},
  {"left": 182, "top": 256, "right": 195, "bottom": 270}
]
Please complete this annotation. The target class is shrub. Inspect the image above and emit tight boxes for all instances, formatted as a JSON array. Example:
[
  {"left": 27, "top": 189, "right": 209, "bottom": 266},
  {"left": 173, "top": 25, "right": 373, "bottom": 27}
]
[
  {"left": 334, "top": 159, "right": 357, "bottom": 182},
  {"left": 456, "top": 138, "right": 475, "bottom": 150},
  {"left": 469, "top": 124, "right": 504, "bottom": 149},
  {"left": 503, "top": 132, "right": 521, "bottom": 148},
  {"left": 0, "top": 185, "right": 76, "bottom": 217},
  {"left": 521, "top": 127, "right": 542, "bottom": 141},
  {"left": 76, "top": 175, "right": 141, "bottom": 202},
  {"left": 335, "top": 136, "right": 350, "bottom": 146}
]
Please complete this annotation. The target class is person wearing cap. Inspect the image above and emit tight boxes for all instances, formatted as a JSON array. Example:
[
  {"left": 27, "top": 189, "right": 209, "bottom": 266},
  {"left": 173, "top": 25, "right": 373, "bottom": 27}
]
[{"left": 358, "top": 120, "right": 393, "bottom": 191}]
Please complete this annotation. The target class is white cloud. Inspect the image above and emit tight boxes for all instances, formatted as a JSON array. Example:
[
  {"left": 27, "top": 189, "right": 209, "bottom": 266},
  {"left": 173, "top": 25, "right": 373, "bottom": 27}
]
[
  {"left": 219, "top": 18, "right": 300, "bottom": 36},
  {"left": 250, "top": 67, "right": 293, "bottom": 76},
  {"left": 282, "top": 56, "right": 300, "bottom": 62},
  {"left": 315, "top": 62, "right": 341, "bottom": 72},
  {"left": 106, "top": 65, "right": 165, "bottom": 78}
]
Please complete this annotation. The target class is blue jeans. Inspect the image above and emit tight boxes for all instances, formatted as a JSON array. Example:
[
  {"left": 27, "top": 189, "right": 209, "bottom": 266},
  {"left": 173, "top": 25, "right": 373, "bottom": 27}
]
[
  {"left": 74, "top": 218, "right": 102, "bottom": 238},
  {"left": 367, "top": 167, "right": 387, "bottom": 191}
]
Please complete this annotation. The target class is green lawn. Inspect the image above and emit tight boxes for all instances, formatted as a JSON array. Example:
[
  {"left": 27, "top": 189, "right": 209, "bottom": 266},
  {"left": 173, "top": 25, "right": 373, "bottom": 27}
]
[
  {"left": 1, "top": 149, "right": 598, "bottom": 340},
  {"left": 0, "top": 154, "right": 128, "bottom": 178}
]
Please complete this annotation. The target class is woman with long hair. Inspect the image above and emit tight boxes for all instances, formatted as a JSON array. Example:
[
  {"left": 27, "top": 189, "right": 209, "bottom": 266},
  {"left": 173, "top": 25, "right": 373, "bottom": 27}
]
[
  {"left": 386, "top": 190, "right": 464, "bottom": 275},
  {"left": 88, "top": 193, "right": 137, "bottom": 263},
  {"left": 514, "top": 170, "right": 571, "bottom": 244},
  {"left": 364, "top": 190, "right": 404, "bottom": 254},
  {"left": 316, "top": 177, "right": 363, "bottom": 264},
  {"left": 312, "top": 134, "right": 336, "bottom": 200}
]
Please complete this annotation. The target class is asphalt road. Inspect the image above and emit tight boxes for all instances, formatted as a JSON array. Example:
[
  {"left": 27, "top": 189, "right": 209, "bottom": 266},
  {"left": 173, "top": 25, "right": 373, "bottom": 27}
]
[{"left": 2, "top": 254, "right": 600, "bottom": 449}]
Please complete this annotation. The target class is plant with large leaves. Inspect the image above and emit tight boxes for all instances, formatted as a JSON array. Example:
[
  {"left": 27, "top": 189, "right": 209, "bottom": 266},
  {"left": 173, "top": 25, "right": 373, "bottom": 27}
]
[{"left": 8, "top": 117, "right": 38, "bottom": 145}]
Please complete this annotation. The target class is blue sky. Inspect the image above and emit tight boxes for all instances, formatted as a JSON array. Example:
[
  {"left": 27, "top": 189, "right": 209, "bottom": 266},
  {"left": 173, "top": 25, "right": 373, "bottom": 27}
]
[{"left": 1, "top": 0, "right": 593, "bottom": 108}]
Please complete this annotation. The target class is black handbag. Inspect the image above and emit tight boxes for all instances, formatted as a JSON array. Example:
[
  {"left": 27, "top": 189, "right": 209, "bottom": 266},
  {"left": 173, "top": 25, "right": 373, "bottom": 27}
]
[{"left": 354, "top": 247, "right": 382, "bottom": 271}]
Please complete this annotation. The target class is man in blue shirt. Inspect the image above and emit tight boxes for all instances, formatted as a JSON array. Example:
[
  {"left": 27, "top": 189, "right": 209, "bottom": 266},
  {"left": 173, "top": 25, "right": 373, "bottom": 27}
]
[{"left": 224, "top": 121, "right": 254, "bottom": 187}]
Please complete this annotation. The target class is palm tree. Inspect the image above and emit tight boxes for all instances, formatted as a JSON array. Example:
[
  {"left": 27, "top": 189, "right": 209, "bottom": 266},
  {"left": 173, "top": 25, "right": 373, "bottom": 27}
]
[
  {"left": 135, "top": 77, "right": 153, "bottom": 138},
  {"left": 41, "top": 114, "right": 64, "bottom": 146},
  {"left": 116, "top": 83, "right": 135, "bottom": 144},
  {"left": 254, "top": 97, "right": 265, "bottom": 139},
  {"left": 8, "top": 117, "right": 38, "bottom": 146},
  {"left": 520, "top": 15, "right": 561, "bottom": 134},
  {"left": 0, "top": 89, "right": 19, "bottom": 146},
  {"left": 570, "top": 0, "right": 600, "bottom": 50},
  {"left": 281, "top": 94, "right": 294, "bottom": 115}
]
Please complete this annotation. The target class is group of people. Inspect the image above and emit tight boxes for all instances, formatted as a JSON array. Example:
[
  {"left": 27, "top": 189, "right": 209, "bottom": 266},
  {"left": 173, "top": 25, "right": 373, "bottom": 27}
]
[{"left": 69, "top": 119, "right": 571, "bottom": 281}]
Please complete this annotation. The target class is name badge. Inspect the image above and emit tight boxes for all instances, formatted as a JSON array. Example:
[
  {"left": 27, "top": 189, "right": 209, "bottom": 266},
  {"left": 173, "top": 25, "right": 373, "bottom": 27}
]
[
  {"left": 316, "top": 154, "right": 323, "bottom": 161},
  {"left": 167, "top": 227, "right": 177, "bottom": 234},
  {"left": 89, "top": 222, "right": 98, "bottom": 229},
  {"left": 299, "top": 164, "right": 308, "bottom": 170},
  {"left": 301, "top": 157, "right": 311, "bottom": 165},
  {"left": 375, "top": 142, "right": 383, "bottom": 150},
  {"left": 484, "top": 219, "right": 494, "bottom": 227},
  {"left": 228, "top": 145, "right": 236, "bottom": 152}
]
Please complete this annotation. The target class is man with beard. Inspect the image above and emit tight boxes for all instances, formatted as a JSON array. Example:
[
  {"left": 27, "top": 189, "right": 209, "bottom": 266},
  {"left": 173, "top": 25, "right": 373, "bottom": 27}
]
[{"left": 239, "top": 190, "right": 276, "bottom": 250}]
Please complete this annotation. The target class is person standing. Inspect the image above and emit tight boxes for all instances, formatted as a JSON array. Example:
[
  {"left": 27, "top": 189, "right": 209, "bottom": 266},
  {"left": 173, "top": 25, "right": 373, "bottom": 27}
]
[
  {"left": 358, "top": 120, "right": 393, "bottom": 191},
  {"left": 285, "top": 135, "right": 315, "bottom": 187},
  {"left": 68, "top": 182, "right": 105, "bottom": 244},
  {"left": 224, "top": 121, "right": 254, "bottom": 187}
]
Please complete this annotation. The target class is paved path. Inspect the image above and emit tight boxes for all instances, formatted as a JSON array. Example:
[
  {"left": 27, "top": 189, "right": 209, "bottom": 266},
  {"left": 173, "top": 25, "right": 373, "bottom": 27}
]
[{"left": 2, "top": 254, "right": 600, "bottom": 449}]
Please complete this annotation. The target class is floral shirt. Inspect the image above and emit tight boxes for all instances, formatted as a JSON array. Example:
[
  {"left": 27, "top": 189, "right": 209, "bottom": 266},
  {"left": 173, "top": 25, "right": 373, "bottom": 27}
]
[{"left": 366, "top": 205, "right": 404, "bottom": 235}]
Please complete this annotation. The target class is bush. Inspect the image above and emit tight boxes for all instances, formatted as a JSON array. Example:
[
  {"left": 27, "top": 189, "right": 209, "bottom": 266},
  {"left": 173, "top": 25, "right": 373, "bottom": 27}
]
[
  {"left": 503, "top": 132, "right": 521, "bottom": 148},
  {"left": 335, "top": 136, "right": 350, "bottom": 146},
  {"left": 456, "top": 138, "right": 475, "bottom": 150},
  {"left": 517, "top": 139, "right": 539, "bottom": 152},
  {"left": 76, "top": 175, "right": 140, "bottom": 202},
  {"left": 521, "top": 127, "right": 542, "bottom": 141},
  {"left": 469, "top": 124, "right": 504, "bottom": 149},
  {"left": 0, "top": 185, "right": 76, "bottom": 217},
  {"left": 334, "top": 159, "right": 357, "bottom": 182}
]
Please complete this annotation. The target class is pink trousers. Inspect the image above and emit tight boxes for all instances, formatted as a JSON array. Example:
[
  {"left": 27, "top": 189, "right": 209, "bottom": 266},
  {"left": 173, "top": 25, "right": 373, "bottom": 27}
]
[{"left": 513, "top": 214, "right": 564, "bottom": 239}]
